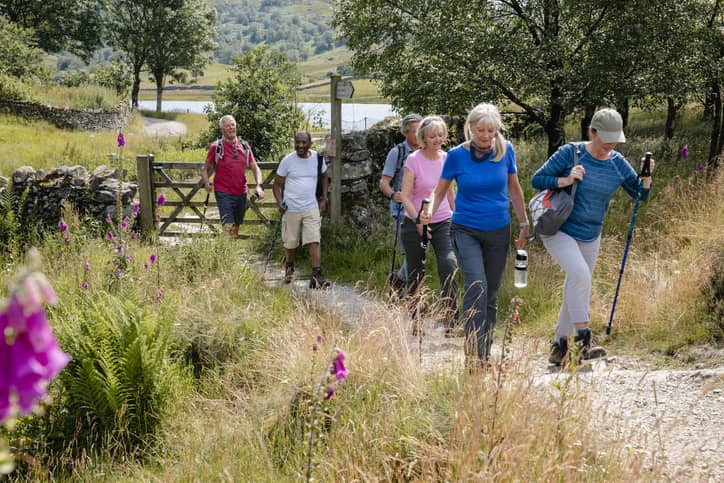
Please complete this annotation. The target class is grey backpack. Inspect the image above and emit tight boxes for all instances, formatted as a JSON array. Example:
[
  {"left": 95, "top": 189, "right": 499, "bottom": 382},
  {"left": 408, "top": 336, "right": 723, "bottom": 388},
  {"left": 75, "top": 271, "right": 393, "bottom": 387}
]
[{"left": 528, "top": 143, "right": 581, "bottom": 236}]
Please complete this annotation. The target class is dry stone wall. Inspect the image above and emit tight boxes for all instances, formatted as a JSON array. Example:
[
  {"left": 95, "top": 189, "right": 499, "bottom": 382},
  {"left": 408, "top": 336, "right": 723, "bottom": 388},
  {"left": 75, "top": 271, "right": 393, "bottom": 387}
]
[
  {"left": 0, "top": 100, "right": 129, "bottom": 130},
  {"left": 0, "top": 165, "right": 137, "bottom": 230}
]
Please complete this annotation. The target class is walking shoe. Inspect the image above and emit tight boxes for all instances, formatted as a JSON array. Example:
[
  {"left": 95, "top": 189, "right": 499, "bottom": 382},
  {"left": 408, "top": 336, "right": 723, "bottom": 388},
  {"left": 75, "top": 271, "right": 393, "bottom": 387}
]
[
  {"left": 387, "top": 272, "right": 408, "bottom": 298},
  {"left": 309, "top": 267, "right": 331, "bottom": 289},
  {"left": 574, "top": 328, "right": 607, "bottom": 360},
  {"left": 548, "top": 337, "right": 568, "bottom": 365},
  {"left": 284, "top": 262, "right": 295, "bottom": 284}
]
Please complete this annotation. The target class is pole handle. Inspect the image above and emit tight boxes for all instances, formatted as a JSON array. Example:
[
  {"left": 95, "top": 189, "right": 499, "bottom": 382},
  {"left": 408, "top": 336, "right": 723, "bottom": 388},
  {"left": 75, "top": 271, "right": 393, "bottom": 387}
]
[
  {"left": 420, "top": 198, "right": 430, "bottom": 249},
  {"left": 641, "top": 152, "right": 652, "bottom": 177}
]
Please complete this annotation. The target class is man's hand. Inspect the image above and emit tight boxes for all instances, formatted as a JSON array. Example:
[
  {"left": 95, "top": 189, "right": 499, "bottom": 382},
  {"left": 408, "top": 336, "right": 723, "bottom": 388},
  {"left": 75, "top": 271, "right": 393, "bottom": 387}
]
[
  {"left": 319, "top": 199, "right": 328, "bottom": 215},
  {"left": 203, "top": 180, "right": 212, "bottom": 193},
  {"left": 254, "top": 185, "right": 264, "bottom": 199}
]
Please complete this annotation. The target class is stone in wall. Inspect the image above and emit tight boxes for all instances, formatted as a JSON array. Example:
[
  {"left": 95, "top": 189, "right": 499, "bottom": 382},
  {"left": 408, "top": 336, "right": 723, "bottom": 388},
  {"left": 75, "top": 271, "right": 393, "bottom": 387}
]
[{"left": 5, "top": 165, "right": 137, "bottom": 231}]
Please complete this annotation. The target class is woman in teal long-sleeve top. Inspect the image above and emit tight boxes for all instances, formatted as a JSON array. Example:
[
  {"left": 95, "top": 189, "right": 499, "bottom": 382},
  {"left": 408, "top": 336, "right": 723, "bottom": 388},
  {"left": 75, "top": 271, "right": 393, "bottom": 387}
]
[{"left": 531, "top": 108, "right": 655, "bottom": 366}]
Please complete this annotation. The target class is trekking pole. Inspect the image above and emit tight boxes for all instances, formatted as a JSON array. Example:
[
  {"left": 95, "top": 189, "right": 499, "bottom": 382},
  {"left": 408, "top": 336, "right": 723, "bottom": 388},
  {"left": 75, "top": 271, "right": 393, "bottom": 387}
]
[
  {"left": 262, "top": 202, "right": 285, "bottom": 279},
  {"left": 606, "top": 152, "right": 652, "bottom": 335},
  {"left": 387, "top": 203, "right": 403, "bottom": 285},
  {"left": 419, "top": 198, "right": 430, "bottom": 252}
]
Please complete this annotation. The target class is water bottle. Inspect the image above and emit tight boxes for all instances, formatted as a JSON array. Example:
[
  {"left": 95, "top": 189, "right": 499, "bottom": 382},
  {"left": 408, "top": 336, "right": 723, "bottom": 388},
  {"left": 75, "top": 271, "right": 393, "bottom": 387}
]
[{"left": 514, "top": 250, "right": 528, "bottom": 288}]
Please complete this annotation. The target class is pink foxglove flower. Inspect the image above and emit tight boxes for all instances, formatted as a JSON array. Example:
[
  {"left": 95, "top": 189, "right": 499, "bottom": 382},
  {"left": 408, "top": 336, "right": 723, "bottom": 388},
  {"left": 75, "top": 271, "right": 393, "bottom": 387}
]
[
  {"left": 1, "top": 261, "right": 70, "bottom": 423},
  {"left": 697, "top": 164, "right": 705, "bottom": 172},
  {"left": 81, "top": 282, "right": 89, "bottom": 290},
  {"left": 132, "top": 204, "right": 140, "bottom": 216},
  {"left": 150, "top": 253, "right": 157, "bottom": 264},
  {"left": 58, "top": 220, "right": 68, "bottom": 233},
  {"left": 681, "top": 145, "right": 689, "bottom": 158},
  {"left": 117, "top": 132, "right": 126, "bottom": 148},
  {"left": 156, "top": 193, "right": 166, "bottom": 206},
  {"left": 323, "top": 387, "right": 335, "bottom": 400},
  {"left": 333, "top": 350, "right": 348, "bottom": 381},
  {"left": 84, "top": 260, "right": 90, "bottom": 272}
]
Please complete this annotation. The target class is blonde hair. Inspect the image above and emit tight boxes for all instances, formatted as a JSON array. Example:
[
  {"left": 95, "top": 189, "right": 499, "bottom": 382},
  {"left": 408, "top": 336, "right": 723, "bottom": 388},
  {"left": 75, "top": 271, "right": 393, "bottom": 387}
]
[
  {"left": 416, "top": 115, "right": 448, "bottom": 149},
  {"left": 464, "top": 103, "right": 506, "bottom": 162}
]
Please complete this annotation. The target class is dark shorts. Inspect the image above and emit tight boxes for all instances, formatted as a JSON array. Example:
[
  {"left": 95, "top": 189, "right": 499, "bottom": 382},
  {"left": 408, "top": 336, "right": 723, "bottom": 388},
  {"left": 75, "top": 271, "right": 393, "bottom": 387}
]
[{"left": 215, "top": 191, "right": 247, "bottom": 225}]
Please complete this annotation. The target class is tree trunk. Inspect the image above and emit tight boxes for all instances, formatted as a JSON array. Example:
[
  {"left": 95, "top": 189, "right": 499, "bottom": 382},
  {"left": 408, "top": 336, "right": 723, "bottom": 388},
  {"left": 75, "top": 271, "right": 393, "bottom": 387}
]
[
  {"left": 665, "top": 97, "right": 677, "bottom": 140},
  {"left": 131, "top": 71, "right": 141, "bottom": 109},
  {"left": 155, "top": 76, "right": 164, "bottom": 113},
  {"left": 616, "top": 97, "right": 630, "bottom": 129},
  {"left": 545, "top": 101, "right": 566, "bottom": 156},
  {"left": 581, "top": 104, "right": 596, "bottom": 140}
]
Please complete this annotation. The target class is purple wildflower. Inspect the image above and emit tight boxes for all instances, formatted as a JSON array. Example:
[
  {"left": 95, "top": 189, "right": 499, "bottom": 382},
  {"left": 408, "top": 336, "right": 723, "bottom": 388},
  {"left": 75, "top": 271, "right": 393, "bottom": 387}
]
[
  {"left": 130, "top": 232, "right": 137, "bottom": 241},
  {"left": 697, "top": 164, "right": 705, "bottom": 172},
  {"left": 63, "top": 235, "right": 69, "bottom": 243},
  {"left": 323, "top": 387, "right": 335, "bottom": 401},
  {"left": 317, "top": 335, "right": 322, "bottom": 342},
  {"left": 332, "top": 350, "right": 348, "bottom": 381},
  {"left": 681, "top": 145, "right": 689, "bottom": 158},
  {"left": 132, "top": 204, "right": 140, "bottom": 216},
  {"left": 121, "top": 217, "right": 129, "bottom": 230},
  {"left": 150, "top": 253, "right": 157, "bottom": 264},
  {"left": 58, "top": 220, "right": 68, "bottom": 233},
  {"left": 156, "top": 193, "right": 166, "bottom": 206},
  {"left": 144, "top": 262, "right": 148, "bottom": 270},
  {"left": 84, "top": 260, "right": 90, "bottom": 272},
  {"left": 1, "top": 275, "right": 70, "bottom": 423},
  {"left": 117, "top": 269, "right": 123, "bottom": 277},
  {"left": 117, "top": 131, "right": 126, "bottom": 148},
  {"left": 105, "top": 214, "right": 112, "bottom": 225},
  {"left": 107, "top": 232, "right": 114, "bottom": 241},
  {"left": 81, "top": 282, "right": 89, "bottom": 290}
]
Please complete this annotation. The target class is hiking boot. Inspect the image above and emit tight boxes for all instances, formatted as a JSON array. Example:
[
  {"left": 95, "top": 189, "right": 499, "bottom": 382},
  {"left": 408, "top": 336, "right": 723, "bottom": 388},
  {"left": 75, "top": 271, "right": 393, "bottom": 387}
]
[
  {"left": 309, "top": 267, "right": 331, "bottom": 289},
  {"left": 574, "top": 328, "right": 607, "bottom": 360},
  {"left": 387, "top": 272, "right": 408, "bottom": 298},
  {"left": 284, "top": 262, "right": 295, "bottom": 284},
  {"left": 548, "top": 337, "right": 568, "bottom": 365}
]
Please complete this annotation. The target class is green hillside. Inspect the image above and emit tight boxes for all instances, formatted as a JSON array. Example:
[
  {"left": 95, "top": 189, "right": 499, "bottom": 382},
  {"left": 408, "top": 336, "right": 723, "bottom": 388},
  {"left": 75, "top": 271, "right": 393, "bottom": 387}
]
[{"left": 211, "top": 0, "right": 340, "bottom": 64}]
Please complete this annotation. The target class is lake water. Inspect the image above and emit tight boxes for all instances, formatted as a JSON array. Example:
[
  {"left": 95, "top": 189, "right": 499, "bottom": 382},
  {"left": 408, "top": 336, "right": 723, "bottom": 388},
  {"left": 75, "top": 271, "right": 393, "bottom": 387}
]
[{"left": 137, "top": 100, "right": 397, "bottom": 131}]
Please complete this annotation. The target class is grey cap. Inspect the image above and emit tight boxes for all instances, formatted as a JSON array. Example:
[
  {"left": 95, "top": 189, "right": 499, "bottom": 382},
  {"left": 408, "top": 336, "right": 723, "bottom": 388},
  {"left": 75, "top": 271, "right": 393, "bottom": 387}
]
[{"left": 590, "top": 108, "right": 626, "bottom": 143}]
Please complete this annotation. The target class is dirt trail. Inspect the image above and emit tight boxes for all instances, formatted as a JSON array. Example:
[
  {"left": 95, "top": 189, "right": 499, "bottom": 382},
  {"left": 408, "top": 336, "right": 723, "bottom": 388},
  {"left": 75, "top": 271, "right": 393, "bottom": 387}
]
[
  {"left": 268, "top": 269, "right": 724, "bottom": 480},
  {"left": 141, "top": 117, "right": 187, "bottom": 137}
]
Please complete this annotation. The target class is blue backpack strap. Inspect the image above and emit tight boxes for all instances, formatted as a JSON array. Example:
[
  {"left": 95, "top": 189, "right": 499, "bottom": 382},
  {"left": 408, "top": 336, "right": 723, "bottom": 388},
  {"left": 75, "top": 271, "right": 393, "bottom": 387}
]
[{"left": 392, "top": 142, "right": 407, "bottom": 190}]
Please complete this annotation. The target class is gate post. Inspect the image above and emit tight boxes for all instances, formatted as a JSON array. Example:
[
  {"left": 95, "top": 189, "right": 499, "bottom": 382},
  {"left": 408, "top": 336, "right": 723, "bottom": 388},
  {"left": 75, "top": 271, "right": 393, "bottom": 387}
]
[{"left": 136, "top": 154, "right": 156, "bottom": 234}]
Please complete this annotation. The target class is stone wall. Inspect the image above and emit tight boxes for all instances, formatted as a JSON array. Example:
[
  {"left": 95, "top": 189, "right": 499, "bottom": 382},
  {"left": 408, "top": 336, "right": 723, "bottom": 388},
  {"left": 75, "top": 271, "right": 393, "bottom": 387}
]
[
  {"left": 0, "top": 166, "right": 137, "bottom": 231},
  {"left": 0, "top": 100, "right": 129, "bottom": 130}
]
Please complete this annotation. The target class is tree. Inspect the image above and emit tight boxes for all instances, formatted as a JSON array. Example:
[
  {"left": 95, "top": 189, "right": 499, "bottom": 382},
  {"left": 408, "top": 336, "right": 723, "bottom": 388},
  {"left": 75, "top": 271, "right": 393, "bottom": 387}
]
[
  {"left": 0, "top": 0, "right": 105, "bottom": 61},
  {"left": 146, "top": 0, "right": 217, "bottom": 112},
  {"left": 333, "top": 0, "right": 682, "bottom": 155},
  {"left": 0, "top": 15, "right": 46, "bottom": 79},
  {"left": 205, "top": 46, "right": 304, "bottom": 161},
  {"left": 107, "top": 0, "right": 216, "bottom": 109}
]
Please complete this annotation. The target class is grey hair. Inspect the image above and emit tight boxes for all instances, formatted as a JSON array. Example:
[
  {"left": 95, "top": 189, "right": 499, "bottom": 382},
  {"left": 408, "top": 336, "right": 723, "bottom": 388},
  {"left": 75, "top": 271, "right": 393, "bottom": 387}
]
[
  {"left": 219, "top": 114, "right": 236, "bottom": 130},
  {"left": 401, "top": 113, "right": 422, "bottom": 134},
  {"left": 464, "top": 103, "right": 506, "bottom": 162}
]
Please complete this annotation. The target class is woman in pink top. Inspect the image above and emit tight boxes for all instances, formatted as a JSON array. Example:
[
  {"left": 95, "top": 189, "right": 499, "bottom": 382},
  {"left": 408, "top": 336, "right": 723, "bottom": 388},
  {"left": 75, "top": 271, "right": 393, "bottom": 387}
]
[{"left": 399, "top": 116, "right": 459, "bottom": 335}]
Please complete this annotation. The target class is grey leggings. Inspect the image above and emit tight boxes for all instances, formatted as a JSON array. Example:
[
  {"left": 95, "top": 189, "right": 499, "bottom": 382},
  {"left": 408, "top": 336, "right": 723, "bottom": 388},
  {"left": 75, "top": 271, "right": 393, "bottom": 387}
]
[
  {"left": 451, "top": 223, "right": 510, "bottom": 360},
  {"left": 540, "top": 230, "right": 601, "bottom": 338},
  {"left": 400, "top": 218, "right": 458, "bottom": 319}
]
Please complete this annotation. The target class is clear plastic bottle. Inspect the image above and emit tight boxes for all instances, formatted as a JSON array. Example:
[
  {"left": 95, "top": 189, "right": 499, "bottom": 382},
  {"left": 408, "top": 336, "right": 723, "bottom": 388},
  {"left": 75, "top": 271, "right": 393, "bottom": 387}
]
[{"left": 514, "top": 250, "right": 528, "bottom": 288}]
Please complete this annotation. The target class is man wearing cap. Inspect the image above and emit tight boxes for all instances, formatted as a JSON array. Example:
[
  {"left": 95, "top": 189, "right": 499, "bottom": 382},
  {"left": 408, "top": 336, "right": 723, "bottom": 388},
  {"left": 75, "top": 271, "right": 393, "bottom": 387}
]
[
  {"left": 531, "top": 108, "right": 655, "bottom": 366},
  {"left": 379, "top": 113, "right": 422, "bottom": 295}
]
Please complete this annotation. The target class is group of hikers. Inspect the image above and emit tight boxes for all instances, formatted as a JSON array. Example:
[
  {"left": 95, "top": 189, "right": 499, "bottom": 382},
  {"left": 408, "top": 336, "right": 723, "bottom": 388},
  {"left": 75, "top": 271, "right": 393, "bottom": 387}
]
[{"left": 203, "top": 104, "right": 655, "bottom": 370}]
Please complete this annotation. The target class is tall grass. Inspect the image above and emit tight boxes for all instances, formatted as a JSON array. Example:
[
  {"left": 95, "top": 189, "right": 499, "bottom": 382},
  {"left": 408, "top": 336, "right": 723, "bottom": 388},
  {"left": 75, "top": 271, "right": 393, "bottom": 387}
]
[{"left": 1, "top": 105, "right": 721, "bottom": 480}]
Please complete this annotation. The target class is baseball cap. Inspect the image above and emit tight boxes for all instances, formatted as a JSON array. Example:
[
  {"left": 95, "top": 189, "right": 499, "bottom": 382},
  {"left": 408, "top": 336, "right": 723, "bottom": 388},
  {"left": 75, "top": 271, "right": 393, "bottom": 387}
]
[{"left": 590, "top": 108, "right": 626, "bottom": 143}]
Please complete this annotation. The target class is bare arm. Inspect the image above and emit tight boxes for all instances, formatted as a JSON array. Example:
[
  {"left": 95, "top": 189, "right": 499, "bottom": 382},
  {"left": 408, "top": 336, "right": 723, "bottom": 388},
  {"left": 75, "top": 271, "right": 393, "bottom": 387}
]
[
  {"left": 248, "top": 157, "right": 264, "bottom": 198},
  {"left": 508, "top": 173, "right": 529, "bottom": 249},
  {"left": 379, "top": 175, "right": 402, "bottom": 203},
  {"left": 319, "top": 171, "right": 329, "bottom": 215},
  {"left": 272, "top": 174, "right": 286, "bottom": 213},
  {"left": 420, "top": 178, "right": 453, "bottom": 223},
  {"left": 398, "top": 167, "right": 418, "bottom": 219}
]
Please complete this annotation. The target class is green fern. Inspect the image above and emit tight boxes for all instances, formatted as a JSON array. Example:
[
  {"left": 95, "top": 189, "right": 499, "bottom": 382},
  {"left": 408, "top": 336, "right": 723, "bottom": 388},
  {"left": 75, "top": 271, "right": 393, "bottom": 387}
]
[{"left": 52, "top": 292, "right": 185, "bottom": 457}]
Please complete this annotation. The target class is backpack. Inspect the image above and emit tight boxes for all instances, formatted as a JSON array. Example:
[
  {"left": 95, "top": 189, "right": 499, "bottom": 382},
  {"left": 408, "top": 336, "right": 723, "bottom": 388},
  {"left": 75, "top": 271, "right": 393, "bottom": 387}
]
[
  {"left": 391, "top": 142, "right": 409, "bottom": 192},
  {"left": 528, "top": 143, "right": 582, "bottom": 236}
]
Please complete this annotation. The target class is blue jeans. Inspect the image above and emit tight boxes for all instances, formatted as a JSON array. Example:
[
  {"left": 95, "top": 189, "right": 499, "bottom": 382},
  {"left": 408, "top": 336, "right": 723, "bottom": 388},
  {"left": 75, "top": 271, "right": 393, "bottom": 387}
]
[
  {"left": 451, "top": 223, "right": 510, "bottom": 360},
  {"left": 215, "top": 191, "right": 247, "bottom": 225}
]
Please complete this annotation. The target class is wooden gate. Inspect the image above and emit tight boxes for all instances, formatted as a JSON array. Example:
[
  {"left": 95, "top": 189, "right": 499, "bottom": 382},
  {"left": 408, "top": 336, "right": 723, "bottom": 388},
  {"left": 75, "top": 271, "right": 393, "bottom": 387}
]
[{"left": 136, "top": 154, "right": 279, "bottom": 238}]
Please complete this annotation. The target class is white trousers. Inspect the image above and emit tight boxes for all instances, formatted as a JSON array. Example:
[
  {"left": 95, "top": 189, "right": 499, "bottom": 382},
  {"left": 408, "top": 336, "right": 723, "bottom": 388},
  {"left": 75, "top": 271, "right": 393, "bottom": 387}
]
[{"left": 541, "top": 231, "right": 601, "bottom": 338}]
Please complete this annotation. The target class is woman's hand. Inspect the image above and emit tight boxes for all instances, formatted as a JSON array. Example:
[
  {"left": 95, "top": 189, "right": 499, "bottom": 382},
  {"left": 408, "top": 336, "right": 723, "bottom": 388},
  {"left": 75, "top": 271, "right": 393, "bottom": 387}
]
[
  {"left": 566, "top": 165, "right": 585, "bottom": 185},
  {"left": 514, "top": 225, "right": 529, "bottom": 249}
]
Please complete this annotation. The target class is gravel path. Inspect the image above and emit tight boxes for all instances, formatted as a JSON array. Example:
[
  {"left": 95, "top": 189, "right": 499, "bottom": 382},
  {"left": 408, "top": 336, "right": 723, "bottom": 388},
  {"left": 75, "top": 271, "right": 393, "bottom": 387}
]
[
  {"left": 267, "top": 271, "right": 724, "bottom": 480},
  {"left": 142, "top": 117, "right": 188, "bottom": 137}
]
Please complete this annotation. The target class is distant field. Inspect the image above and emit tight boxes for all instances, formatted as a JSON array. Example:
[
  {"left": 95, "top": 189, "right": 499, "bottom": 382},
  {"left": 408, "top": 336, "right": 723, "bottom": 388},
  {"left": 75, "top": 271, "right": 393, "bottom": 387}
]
[{"left": 138, "top": 47, "right": 385, "bottom": 104}]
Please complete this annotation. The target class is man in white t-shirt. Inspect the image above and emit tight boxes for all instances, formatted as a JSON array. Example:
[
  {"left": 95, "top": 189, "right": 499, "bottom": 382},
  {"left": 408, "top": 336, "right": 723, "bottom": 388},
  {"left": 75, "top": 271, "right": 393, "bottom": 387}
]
[{"left": 272, "top": 131, "right": 331, "bottom": 288}]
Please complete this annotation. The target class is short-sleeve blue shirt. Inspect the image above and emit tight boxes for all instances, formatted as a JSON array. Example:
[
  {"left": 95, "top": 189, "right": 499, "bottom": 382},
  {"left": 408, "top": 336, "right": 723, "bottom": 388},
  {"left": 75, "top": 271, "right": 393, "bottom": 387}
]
[{"left": 441, "top": 141, "right": 518, "bottom": 231}]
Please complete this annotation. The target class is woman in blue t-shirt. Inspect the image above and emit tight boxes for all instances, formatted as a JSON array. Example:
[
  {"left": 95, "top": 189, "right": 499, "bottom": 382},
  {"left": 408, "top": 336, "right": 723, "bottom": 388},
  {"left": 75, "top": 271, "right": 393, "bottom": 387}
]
[
  {"left": 422, "top": 103, "right": 529, "bottom": 370},
  {"left": 531, "top": 108, "right": 655, "bottom": 366}
]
